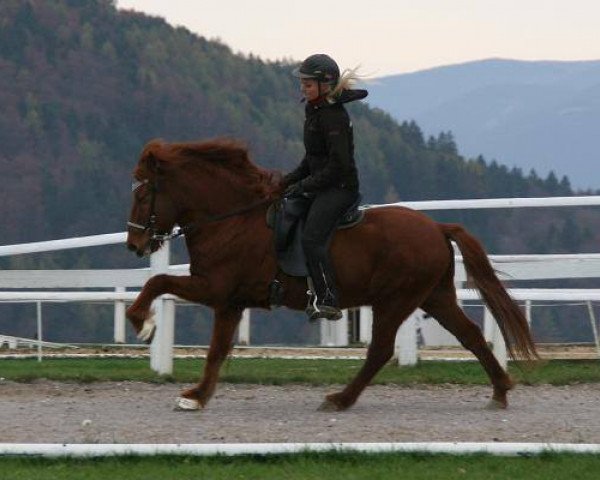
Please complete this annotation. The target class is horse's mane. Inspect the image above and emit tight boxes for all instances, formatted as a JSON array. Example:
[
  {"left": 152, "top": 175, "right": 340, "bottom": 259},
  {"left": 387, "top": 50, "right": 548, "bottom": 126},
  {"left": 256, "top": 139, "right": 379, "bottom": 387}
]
[{"left": 139, "top": 138, "right": 281, "bottom": 199}]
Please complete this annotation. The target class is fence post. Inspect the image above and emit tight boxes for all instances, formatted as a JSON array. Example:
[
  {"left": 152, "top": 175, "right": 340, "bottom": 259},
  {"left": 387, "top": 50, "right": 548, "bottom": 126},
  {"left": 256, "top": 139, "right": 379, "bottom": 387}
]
[
  {"left": 319, "top": 310, "right": 348, "bottom": 346},
  {"left": 359, "top": 306, "right": 373, "bottom": 345},
  {"left": 395, "top": 310, "right": 419, "bottom": 366},
  {"left": 586, "top": 301, "right": 600, "bottom": 357},
  {"left": 483, "top": 305, "right": 494, "bottom": 342},
  {"left": 36, "top": 301, "right": 43, "bottom": 363},
  {"left": 113, "top": 286, "right": 126, "bottom": 343},
  {"left": 238, "top": 309, "right": 251, "bottom": 345},
  {"left": 484, "top": 307, "right": 507, "bottom": 368},
  {"left": 525, "top": 300, "right": 532, "bottom": 328},
  {"left": 149, "top": 241, "right": 174, "bottom": 375}
]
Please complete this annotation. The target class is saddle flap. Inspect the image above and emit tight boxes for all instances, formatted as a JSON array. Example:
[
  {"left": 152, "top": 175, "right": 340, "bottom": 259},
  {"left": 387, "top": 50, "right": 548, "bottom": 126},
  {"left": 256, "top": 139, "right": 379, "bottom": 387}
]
[
  {"left": 266, "top": 194, "right": 365, "bottom": 277},
  {"left": 267, "top": 196, "right": 311, "bottom": 276}
]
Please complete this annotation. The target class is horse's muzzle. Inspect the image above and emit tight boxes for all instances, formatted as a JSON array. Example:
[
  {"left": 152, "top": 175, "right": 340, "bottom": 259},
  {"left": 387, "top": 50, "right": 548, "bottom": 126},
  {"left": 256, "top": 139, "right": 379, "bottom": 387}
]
[{"left": 126, "top": 242, "right": 146, "bottom": 257}]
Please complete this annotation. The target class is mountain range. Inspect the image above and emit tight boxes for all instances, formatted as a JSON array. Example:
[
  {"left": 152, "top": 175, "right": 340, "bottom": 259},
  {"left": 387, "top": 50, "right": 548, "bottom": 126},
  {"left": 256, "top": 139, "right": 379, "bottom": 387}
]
[{"left": 366, "top": 58, "right": 600, "bottom": 190}]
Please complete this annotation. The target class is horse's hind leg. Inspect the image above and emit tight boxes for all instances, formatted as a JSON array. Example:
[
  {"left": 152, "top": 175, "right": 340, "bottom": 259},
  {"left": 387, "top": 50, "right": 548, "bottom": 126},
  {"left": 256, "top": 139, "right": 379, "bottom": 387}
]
[
  {"left": 320, "top": 299, "right": 419, "bottom": 412},
  {"left": 421, "top": 290, "right": 513, "bottom": 409}
]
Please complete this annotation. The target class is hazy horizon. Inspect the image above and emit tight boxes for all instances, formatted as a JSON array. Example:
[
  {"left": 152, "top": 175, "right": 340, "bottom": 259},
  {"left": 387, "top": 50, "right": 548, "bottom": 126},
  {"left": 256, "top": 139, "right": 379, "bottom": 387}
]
[{"left": 117, "top": 0, "right": 600, "bottom": 76}]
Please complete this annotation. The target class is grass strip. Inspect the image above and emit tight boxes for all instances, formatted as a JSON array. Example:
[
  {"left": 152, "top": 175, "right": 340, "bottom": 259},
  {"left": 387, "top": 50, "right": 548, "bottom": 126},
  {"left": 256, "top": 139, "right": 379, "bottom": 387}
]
[
  {"left": 1, "top": 357, "right": 599, "bottom": 385},
  {"left": 2, "top": 452, "right": 600, "bottom": 480}
]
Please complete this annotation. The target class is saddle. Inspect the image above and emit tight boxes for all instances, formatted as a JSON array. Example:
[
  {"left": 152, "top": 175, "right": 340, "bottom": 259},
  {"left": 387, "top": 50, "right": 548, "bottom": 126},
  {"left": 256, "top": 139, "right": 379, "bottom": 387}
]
[{"left": 266, "top": 194, "right": 364, "bottom": 277}]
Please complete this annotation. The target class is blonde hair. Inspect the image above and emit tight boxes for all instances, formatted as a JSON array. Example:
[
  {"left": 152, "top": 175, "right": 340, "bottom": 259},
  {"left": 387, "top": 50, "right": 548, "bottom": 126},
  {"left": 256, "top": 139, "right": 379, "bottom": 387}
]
[{"left": 328, "top": 67, "right": 363, "bottom": 99}]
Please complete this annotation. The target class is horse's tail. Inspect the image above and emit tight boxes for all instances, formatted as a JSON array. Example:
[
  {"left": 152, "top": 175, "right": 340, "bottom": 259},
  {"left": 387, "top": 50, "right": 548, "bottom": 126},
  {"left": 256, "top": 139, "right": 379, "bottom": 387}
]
[{"left": 440, "top": 223, "right": 539, "bottom": 362}]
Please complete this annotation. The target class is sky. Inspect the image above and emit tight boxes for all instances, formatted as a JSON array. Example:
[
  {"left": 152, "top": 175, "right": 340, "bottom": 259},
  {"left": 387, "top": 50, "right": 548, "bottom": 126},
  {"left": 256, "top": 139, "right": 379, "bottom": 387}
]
[{"left": 116, "top": 0, "right": 600, "bottom": 76}]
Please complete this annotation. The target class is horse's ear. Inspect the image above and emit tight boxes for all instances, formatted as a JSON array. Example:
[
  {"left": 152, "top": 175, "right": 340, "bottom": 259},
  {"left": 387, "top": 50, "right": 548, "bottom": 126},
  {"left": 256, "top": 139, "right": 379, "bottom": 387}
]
[{"left": 139, "top": 140, "right": 164, "bottom": 175}]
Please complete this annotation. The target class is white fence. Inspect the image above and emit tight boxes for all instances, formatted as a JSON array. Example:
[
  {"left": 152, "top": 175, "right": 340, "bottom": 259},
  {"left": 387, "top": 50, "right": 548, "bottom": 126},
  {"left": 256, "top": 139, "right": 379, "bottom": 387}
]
[
  {"left": 2, "top": 195, "right": 600, "bottom": 373},
  {"left": 3, "top": 441, "right": 600, "bottom": 457}
]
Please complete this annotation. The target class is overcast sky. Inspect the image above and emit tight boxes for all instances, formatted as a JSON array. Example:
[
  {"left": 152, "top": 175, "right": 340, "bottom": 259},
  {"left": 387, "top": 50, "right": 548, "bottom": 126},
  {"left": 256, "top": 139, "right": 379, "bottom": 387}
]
[{"left": 117, "top": 0, "right": 600, "bottom": 76}]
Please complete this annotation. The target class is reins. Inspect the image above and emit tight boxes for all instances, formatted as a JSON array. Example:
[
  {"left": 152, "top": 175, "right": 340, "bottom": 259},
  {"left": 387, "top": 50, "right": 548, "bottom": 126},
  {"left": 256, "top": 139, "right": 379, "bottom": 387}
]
[
  {"left": 127, "top": 175, "right": 272, "bottom": 242},
  {"left": 163, "top": 197, "right": 272, "bottom": 241}
]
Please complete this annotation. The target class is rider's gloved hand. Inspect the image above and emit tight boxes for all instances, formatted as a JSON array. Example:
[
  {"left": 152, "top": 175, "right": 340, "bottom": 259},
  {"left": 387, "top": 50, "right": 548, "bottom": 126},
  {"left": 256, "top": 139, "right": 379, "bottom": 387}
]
[{"left": 283, "top": 182, "right": 304, "bottom": 197}]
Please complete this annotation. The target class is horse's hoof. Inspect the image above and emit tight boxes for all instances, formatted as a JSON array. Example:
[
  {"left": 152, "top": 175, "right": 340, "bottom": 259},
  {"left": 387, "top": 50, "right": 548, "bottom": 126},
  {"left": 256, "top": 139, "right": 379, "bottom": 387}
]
[
  {"left": 318, "top": 399, "right": 340, "bottom": 412},
  {"left": 318, "top": 394, "right": 352, "bottom": 411},
  {"left": 174, "top": 396, "right": 201, "bottom": 411},
  {"left": 137, "top": 317, "right": 156, "bottom": 344},
  {"left": 486, "top": 398, "right": 508, "bottom": 410}
]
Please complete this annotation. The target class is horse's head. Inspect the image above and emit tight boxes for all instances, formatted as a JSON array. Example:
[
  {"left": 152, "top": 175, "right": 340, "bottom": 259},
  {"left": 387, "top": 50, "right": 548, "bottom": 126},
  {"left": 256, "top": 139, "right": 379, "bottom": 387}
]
[
  {"left": 126, "top": 138, "right": 282, "bottom": 256},
  {"left": 126, "top": 141, "right": 179, "bottom": 257}
]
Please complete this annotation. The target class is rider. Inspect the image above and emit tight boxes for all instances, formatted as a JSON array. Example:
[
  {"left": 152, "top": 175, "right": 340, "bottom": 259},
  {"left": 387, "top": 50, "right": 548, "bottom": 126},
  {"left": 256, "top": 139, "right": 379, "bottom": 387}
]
[{"left": 282, "top": 53, "right": 367, "bottom": 321}]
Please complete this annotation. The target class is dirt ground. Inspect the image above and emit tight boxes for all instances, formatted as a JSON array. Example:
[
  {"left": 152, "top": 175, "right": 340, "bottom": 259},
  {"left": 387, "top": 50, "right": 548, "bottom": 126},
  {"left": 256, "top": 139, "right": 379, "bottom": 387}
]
[
  {"left": 2, "top": 381, "right": 600, "bottom": 444},
  {"left": 2, "top": 345, "right": 600, "bottom": 445}
]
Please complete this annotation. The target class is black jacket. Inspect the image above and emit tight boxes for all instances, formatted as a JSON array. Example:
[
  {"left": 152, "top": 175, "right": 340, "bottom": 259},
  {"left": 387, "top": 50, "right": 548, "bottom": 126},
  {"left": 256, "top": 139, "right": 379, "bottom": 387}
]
[{"left": 283, "top": 89, "right": 367, "bottom": 193}]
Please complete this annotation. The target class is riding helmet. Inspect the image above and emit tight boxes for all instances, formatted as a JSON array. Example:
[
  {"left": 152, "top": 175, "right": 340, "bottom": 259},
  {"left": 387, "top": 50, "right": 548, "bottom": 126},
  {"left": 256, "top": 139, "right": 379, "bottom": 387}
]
[{"left": 293, "top": 54, "right": 340, "bottom": 84}]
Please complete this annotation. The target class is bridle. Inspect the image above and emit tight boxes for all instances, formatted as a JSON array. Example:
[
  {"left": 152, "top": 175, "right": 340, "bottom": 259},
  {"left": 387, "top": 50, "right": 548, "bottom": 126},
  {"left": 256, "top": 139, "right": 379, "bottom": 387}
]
[
  {"left": 126, "top": 176, "right": 169, "bottom": 240},
  {"left": 126, "top": 175, "right": 272, "bottom": 242}
]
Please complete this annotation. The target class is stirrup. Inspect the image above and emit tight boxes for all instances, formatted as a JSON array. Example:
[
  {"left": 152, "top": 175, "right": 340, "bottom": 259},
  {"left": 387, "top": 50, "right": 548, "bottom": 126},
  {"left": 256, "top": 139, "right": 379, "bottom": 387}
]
[
  {"left": 306, "top": 304, "right": 343, "bottom": 322},
  {"left": 305, "top": 277, "right": 342, "bottom": 321}
]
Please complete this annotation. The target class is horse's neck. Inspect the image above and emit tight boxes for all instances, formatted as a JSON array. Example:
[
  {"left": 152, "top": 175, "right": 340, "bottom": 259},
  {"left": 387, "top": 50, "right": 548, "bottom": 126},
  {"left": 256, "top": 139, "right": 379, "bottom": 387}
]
[{"left": 185, "top": 205, "right": 270, "bottom": 272}]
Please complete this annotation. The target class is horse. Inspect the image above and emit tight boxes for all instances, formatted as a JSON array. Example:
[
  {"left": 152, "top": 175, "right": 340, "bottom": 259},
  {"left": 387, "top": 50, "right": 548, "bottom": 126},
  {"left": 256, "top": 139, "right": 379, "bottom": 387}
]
[{"left": 125, "top": 138, "right": 538, "bottom": 412}]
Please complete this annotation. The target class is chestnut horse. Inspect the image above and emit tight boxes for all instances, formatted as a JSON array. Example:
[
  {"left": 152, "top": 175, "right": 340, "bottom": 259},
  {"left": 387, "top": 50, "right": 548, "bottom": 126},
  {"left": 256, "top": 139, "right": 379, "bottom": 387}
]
[{"left": 125, "top": 138, "right": 538, "bottom": 412}]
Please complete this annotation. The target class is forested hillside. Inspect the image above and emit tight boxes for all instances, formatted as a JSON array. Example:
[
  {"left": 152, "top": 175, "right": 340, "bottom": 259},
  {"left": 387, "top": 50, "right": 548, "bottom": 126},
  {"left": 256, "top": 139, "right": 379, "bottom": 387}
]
[{"left": 1, "top": 0, "right": 598, "bottom": 344}]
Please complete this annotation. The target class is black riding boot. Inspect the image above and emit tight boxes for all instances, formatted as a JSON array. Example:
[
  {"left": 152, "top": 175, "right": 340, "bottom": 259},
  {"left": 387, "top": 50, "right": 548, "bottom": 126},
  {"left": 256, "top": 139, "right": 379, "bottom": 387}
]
[
  {"left": 301, "top": 187, "right": 358, "bottom": 322},
  {"left": 305, "top": 261, "right": 343, "bottom": 321}
]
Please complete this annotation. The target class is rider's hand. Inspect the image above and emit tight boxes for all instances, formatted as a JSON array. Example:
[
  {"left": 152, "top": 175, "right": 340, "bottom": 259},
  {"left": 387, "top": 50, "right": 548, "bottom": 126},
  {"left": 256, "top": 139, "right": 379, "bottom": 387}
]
[{"left": 284, "top": 182, "right": 304, "bottom": 197}]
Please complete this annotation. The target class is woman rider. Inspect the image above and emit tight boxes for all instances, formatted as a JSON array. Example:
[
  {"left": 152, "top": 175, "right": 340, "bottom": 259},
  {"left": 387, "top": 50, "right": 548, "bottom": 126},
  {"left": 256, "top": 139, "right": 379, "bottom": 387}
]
[{"left": 282, "top": 54, "right": 367, "bottom": 321}]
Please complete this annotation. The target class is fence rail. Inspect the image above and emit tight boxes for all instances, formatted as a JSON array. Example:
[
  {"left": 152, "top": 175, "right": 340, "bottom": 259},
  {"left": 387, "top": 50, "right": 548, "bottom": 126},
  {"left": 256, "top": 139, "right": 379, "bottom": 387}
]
[
  {"left": 2, "top": 195, "right": 600, "bottom": 374},
  {"left": 3, "top": 441, "right": 600, "bottom": 457}
]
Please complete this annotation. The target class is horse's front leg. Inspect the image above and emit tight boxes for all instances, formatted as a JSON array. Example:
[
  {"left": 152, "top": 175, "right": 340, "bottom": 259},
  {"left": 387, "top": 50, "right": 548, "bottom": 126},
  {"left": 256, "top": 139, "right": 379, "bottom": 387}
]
[
  {"left": 175, "top": 306, "right": 242, "bottom": 411},
  {"left": 126, "top": 274, "right": 211, "bottom": 343}
]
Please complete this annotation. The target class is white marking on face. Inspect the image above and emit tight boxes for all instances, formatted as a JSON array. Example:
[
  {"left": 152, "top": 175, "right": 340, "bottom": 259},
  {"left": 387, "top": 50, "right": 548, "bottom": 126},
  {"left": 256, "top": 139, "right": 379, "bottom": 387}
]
[{"left": 131, "top": 178, "right": 148, "bottom": 192}]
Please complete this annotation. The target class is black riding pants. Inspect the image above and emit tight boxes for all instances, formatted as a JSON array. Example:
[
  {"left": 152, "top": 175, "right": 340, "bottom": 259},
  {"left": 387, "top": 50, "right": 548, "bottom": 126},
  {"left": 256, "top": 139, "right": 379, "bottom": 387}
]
[{"left": 301, "top": 187, "right": 359, "bottom": 306}]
